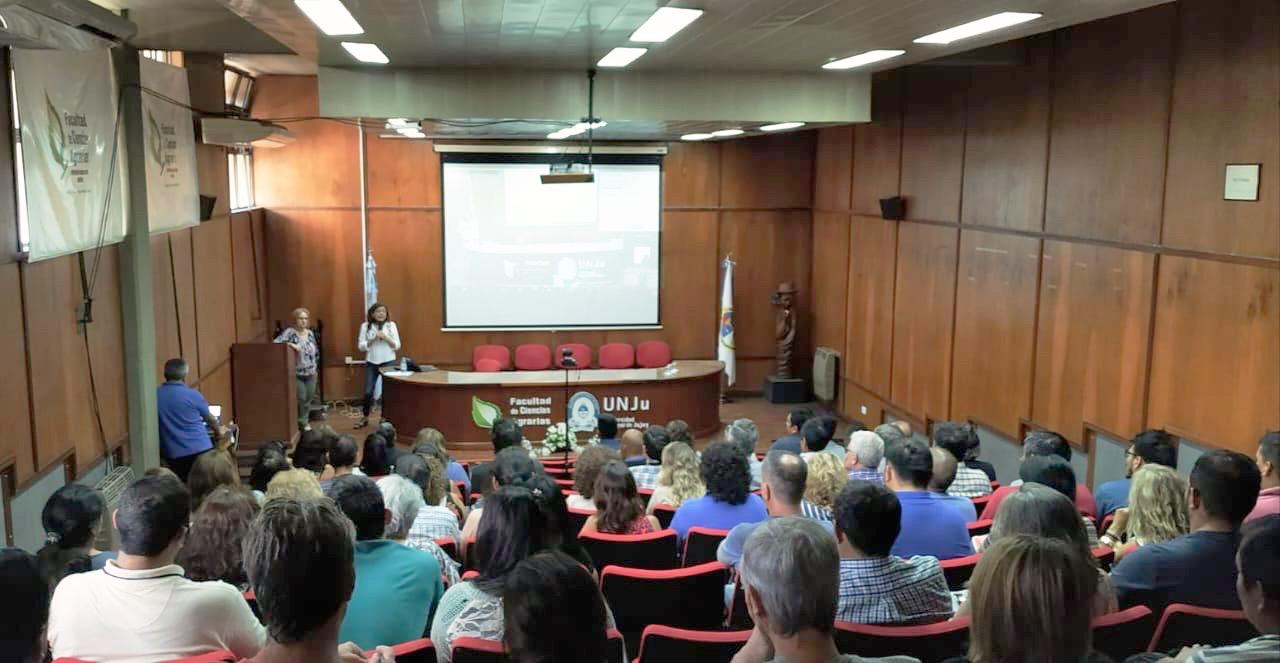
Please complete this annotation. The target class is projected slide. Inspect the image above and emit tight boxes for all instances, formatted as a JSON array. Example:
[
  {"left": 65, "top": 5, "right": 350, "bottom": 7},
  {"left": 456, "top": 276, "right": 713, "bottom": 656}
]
[{"left": 442, "top": 158, "right": 661, "bottom": 328}]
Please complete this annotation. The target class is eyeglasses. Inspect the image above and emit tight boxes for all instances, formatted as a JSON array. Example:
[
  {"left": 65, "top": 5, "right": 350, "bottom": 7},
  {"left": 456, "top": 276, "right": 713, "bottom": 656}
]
[{"left": 1124, "top": 449, "right": 1138, "bottom": 459}]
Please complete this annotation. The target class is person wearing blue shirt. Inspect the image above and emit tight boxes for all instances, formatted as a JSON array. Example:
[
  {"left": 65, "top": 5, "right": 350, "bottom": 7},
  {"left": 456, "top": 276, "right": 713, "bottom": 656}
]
[
  {"left": 883, "top": 437, "right": 973, "bottom": 560},
  {"left": 717, "top": 450, "right": 833, "bottom": 567},
  {"left": 768, "top": 408, "right": 812, "bottom": 455},
  {"left": 595, "top": 413, "right": 620, "bottom": 451},
  {"left": 156, "top": 358, "right": 220, "bottom": 482},
  {"left": 669, "top": 441, "right": 768, "bottom": 540},
  {"left": 1094, "top": 429, "right": 1178, "bottom": 518}
]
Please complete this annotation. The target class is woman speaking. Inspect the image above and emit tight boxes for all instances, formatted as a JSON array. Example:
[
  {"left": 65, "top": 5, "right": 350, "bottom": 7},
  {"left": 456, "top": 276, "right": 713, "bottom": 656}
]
[
  {"left": 274, "top": 307, "right": 319, "bottom": 432},
  {"left": 357, "top": 302, "right": 401, "bottom": 428}
]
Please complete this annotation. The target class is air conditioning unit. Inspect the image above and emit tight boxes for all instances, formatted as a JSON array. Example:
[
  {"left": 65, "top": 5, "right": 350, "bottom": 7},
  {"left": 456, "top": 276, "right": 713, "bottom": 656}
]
[
  {"left": 813, "top": 346, "right": 840, "bottom": 403},
  {"left": 92, "top": 465, "right": 134, "bottom": 553},
  {"left": 0, "top": 0, "right": 137, "bottom": 49},
  {"left": 200, "top": 117, "right": 295, "bottom": 149}
]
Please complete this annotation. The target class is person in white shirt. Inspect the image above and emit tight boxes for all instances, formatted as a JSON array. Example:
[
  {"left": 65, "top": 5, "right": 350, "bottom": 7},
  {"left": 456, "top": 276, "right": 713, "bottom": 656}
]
[
  {"left": 48, "top": 474, "right": 266, "bottom": 663},
  {"left": 357, "top": 302, "right": 402, "bottom": 429}
]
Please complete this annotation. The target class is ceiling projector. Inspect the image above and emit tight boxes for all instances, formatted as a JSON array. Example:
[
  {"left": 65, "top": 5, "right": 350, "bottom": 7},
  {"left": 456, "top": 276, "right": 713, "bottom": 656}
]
[{"left": 541, "top": 163, "right": 595, "bottom": 184}]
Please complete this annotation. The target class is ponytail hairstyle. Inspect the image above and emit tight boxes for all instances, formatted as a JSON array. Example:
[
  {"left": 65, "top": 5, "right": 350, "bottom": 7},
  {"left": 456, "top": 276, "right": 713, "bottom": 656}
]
[
  {"left": 518, "top": 472, "right": 595, "bottom": 573},
  {"left": 37, "top": 484, "right": 105, "bottom": 590},
  {"left": 366, "top": 302, "right": 389, "bottom": 329}
]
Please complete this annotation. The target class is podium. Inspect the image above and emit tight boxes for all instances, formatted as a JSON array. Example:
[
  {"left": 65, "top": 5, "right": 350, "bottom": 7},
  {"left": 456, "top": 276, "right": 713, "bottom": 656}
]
[{"left": 232, "top": 342, "right": 297, "bottom": 451}]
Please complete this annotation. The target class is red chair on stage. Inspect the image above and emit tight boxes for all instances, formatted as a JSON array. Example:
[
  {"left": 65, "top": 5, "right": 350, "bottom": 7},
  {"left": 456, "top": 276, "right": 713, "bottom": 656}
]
[
  {"left": 556, "top": 343, "right": 593, "bottom": 369},
  {"left": 580, "top": 529, "right": 680, "bottom": 570},
  {"left": 635, "top": 625, "right": 751, "bottom": 663},
  {"left": 474, "top": 358, "right": 502, "bottom": 372},
  {"left": 600, "top": 562, "right": 730, "bottom": 657},
  {"left": 834, "top": 617, "right": 970, "bottom": 662},
  {"left": 1147, "top": 604, "right": 1259, "bottom": 652},
  {"left": 940, "top": 553, "right": 981, "bottom": 590},
  {"left": 472, "top": 345, "right": 510, "bottom": 371},
  {"left": 598, "top": 342, "right": 636, "bottom": 369},
  {"left": 513, "top": 344, "right": 552, "bottom": 370},
  {"left": 636, "top": 341, "right": 672, "bottom": 368},
  {"left": 1091, "top": 606, "right": 1155, "bottom": 661}
]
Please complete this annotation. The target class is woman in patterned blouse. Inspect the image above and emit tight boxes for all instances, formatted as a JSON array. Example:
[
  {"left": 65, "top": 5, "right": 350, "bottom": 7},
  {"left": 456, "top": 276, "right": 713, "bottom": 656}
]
[{"left": 273, "top": 307, "right": 319, "bottom": 431}]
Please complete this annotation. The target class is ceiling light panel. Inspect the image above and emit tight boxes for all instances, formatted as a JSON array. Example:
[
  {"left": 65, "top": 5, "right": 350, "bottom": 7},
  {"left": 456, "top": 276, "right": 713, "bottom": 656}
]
[
  {"left": 597, "top": 47, "right": 647, "bottom": 68},
  {"left": 759, "top": 122, "right": 805, "bottom": 132},
  {"left": 294, "top": 0, "right": 363, "bottom": 36},
  {"left": 681, "top": 133, "right": 713, "bottom": 141},
  {"left": 341, "top": 42, "right": 389, "bottom": 64},
  {"left": 914, "top": 12, "right": 1042, "bottom": 45},
  {"left": 822, "top": 49, "right": 905, "bottom": 70},
  {"left": 711, "top": 129, "right": 744, "bottom": 137},
  {"left": 630, "top": 7, "right": 704, "bottom": 43}
]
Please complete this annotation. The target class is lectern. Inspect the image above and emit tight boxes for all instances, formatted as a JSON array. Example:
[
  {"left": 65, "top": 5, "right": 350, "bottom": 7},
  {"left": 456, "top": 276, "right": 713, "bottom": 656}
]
[{"left": 232, "top": 342, "right": 296, "bottom": 451}]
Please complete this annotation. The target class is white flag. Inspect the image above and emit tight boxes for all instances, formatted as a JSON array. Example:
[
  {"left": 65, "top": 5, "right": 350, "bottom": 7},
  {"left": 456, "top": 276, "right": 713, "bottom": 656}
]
[
  {"left": 364, "top": 252, "right": 378, "bottom": 310},
  {"left": 718, "top": 258, "right": 736, "bottom": 386}
]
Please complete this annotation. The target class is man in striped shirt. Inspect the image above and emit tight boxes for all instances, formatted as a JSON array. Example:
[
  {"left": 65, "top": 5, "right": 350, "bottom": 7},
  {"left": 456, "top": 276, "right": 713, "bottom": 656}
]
[
  {"left": 934, "top": 422, "right": 992, "bottom": 499},
  {"left": 629, "top": 425, "right": 669, "bottom": 489}
]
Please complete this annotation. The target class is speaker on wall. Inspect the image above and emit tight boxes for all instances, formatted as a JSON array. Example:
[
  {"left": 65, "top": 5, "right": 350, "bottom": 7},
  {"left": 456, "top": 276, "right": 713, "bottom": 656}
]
[
  {"left": 199, "top": 195, "right": 217, "bottom": 221},
  {"left": 879, "top": 196, "right": 905, "bottom": 221}
]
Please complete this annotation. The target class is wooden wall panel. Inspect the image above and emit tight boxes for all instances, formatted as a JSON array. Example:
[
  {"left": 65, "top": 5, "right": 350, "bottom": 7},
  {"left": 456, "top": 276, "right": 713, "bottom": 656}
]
[
  {"left": 1148, "top": 257, "right": 1280, "bottom": 453},
  {"left": 890, "top": 223, "right": 958, "bottom": 423},
  {"left": 720, "top": 133, "right": 815, "bottom": 209},
  {"left": 844, "top": 216, "right": 897, "bottom": 398},
  {"left": 962, "top": 35, "right": 1052, "bottom": 231},
  {"left": 1033, "top": 242, "right": 1154, "bottom": 442},
  {"left": 1044, "top": 4, "right": 1176, "bottom": 244},
  {"left": 192, "top": 217, "right": 237, "bottom": 376},
  {"left": 1162, "top": 0, "right": 1280, "bottom": 259},
  {"left": 251, "top": 76, "right": 359, "bottom": 208},
  {"left": 196, "top": 362, "right": 234, "bottom": 422},
  {"left": 656, "top": 210, "right": 719, "bottom": 359},
  {"left": 842, "top": 380, "right": 885, "bottom": 428},
  {"left": 852, "top": 71, "right": 903, "bottom": 217},
  {"left": 950, "top": 231, "right": 1041, "bottom": 436},
  {"left": 900, "top": 68, "right": 968, "bottom": 223},
  {"left": 663, "top": 143, "right": 720, "bottom": 208},
  {"left": 151, "top": 234, "right": 181, "bottom": 381},
  {"left": 0, "top": 263, "right": 34, "bottom": 481},
  {"left": 365, "top": 135, "right": 442, "bottom": 209},
  {"left": 367, "top": 210, "right": 440, "bottom": 363},
  {"left": 813, "top": 127, "right": 853, "bottom": 211},
  {"left": 231, "top": 212, "right": 266, "bottom": 342},
  {"left": 811, "top": 212, "right": 850, "bottom": 354}
]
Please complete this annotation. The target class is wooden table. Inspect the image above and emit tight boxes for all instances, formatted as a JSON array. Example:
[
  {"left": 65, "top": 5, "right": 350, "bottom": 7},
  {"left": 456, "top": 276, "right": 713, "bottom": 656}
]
[{"left": 381, "top": 360, "right": 724, "bottom": 450}]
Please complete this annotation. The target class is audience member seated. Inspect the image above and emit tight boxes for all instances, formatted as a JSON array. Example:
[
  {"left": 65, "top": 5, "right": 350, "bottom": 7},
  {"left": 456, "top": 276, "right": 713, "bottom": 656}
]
[
  {"left": 379, "top": 474, "right": 460, "bottom": 588},
  {"left": 188, "top": 449, "right": 241, "bottom": 511},
  {"left": 671, "top": 441, "right": 768, "bottom": 540},
  {"left": 621, "top": 429, "right": 648, "bottom": 467},
  {"left": 875, "top": 424, "right": 906, "bottom": 448},
  {"left": 1111, "top": 449, "right": 1261, "bottom": 614},
  {"left": 933, "top": 422, "right": 992, "bottom": 498},
  {"left": 328, "top": 434, "right": 364, "bottom": 481},
  {"left": 490, "top": 417, "right": 525, "bottom": 454},
  {"left": 832, "top": 481, "right": 952, "bottom": 626},
  {"left": 596, "top": 413, "right": 621, "bottom": 451},
  {"left": 176, "top": 485, "right": 259, "bottom": 590},
  {"left": 361, "top": 432, "right": 394, "bottom": 477},
  {"left": 646, "top": 441, "right": 706, "bottom": 512},
  {"left": 414, "top": 427, "right": 471, "bottom": 494},
  {"left": 460, "top": 448, "right": 540, "bottom": 546},
  {"left": 819, "top": 415, "right": 843, "bottom": 448},
  {"left": 48, "top": 474, "right": 266, "bottom": 661},
  {"left": 979, "top": 430, "right": 1097, "bottom": 520},
  {"left": 377, "top": 421, "right": 409, "bottom": 467},
  {"left": 250, "top": 446, "right": 291, "bottom": 504},
  {"left": 729, "top": 517, "right": 917, "bottom": 663},
  {"left": 966, "top": 484, "right": 1116, "bottom": 617},
  {"left": 241, "top": 497, "right": 395, "bottom": 663},
  {"left": 883, "top": 438, "right": 973, "bottom": 560},
  {"left": 502, "top": 550, "right": 612, "bottom": 663},
  {"left": 891, "top": 420, "right": 913, "bottom": 437},
  {"left": 804, "top": 452, "right": 848, "bottom": 521},
  {"left": 801, "top": 418, "right": 845, "bottom": 463},
  {"left": 266, "top": 468, "right": 325, "bottom": 502},
  {"left": 330, "top": 474, "right": 443, "bottom": 650},
  {"left": 926, "top": 447, "right": 978, "bottom": 522},
  {"left": 569, "top": 444, "right": 620, "bottom": 512},
  {"left": 944, "top": 536, "right": 1106, "bottom": 663},
  {"left": 292, "top": 429, "right": 335, "bottom": 480},
  {"left": 1094, "top": 429, "right": 1177, "bottom": 518},
  {"left": 719, "top": 451, "right": 833, "bottom": 567},
  {"left": 157, "top": 358, "right": 221, "bottom": 482},
  {"left": 667, "top": 419, "right": 694, "bottom": 445},
  {"left": 770, "top": 407, "right": 813, "bottom": 455},
  {"left": 1246, "top": 430, "right": 1279, "bottom": 523},
  {"left": 726, "top": 419, "right": 765, "bottom": 489},
  {"left": 1, "top": 548, "right": 50, "bottom": 663},
  {"left": 526, "top": 472, "right": 595, "bottom": 569},
  {"left": 37, "top": 484, "right": 113, "bottom": 589},
  {"left": 631, "top": 425, "right": 671, "bottom": 489},
  {"left": 845, "top": 430, "right": 886, "bottom": 484},
  {"left": 1098, "top": 464, "right": 1188, "bottom": 562},
  {"left": 1012, "top": 456, "right": 1099, "bottom": 546},
  {"left": 396, "top": 454, "right": 463, "bottom": 547},
  {"left": 583, "top": 461, "right": 662, "bottom": 535}
]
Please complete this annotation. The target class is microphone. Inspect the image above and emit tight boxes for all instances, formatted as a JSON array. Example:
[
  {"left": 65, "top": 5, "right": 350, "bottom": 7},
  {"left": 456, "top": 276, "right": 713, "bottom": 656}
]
[{"left": 561, "top": 348, "right": 578, "bottom": 368}]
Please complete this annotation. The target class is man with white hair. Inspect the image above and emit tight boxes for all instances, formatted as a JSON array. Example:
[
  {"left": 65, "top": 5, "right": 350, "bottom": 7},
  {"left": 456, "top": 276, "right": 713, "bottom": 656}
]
[
  {"left": 378, "top": 474, "right": 460, "bottom": 587},
  {"left": 726, "top": 418, "right": 764, "bottom": 490},
  {"left": 845, "top": 430, "right": 885, "bottom": 483},
  {"left": 729, "top": 517, "right": 919, "bottom": 663}
]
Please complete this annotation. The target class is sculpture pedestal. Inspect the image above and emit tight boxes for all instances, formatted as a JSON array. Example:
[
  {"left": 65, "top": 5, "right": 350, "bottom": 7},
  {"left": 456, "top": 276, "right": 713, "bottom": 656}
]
[{"left": 764, "top": 375, "right": 808, "bottom": 404}]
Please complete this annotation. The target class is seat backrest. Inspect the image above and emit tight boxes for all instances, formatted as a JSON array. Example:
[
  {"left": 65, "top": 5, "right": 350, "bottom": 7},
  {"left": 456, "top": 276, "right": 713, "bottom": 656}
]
[
  {"left": 834, "top": 617, "right": 971, "bottom": 662},
  {"left": 637, "top": 625, "right": 751, "bottom": 663},
  {"left": 965, "top": 519, "right": 993, "bottom": 537},
  {"left": 474, "top": 357, "right": 503, "bottom": 373},
  {"left": 1091, "top": 606, "right": 1155, "bottom": 661},
  {"left": 1099, "top": 512, "right": 1115, "bottom": 536},
  {"left": 599, "top": 342, "right": 636, "bottom": 369},
  {"left": 970, "top": 495, "right": 992, "bottom": 512},
  {"left": 451, "top": 637, "right": 506, "bottom": 663},
  {"left": 1091, "top": 545, "right": 1116, "bottom": 571},
  {"left": 652, "top": 503, "right": 677, "bottom": 530},
  {"left": 170, "top": 652, "right": 237, "bottom": 663},
  {"left": 1148, "top": 604, "right": 1260, "bottom": 653},
  {"left": 682, "top": 527, "right": 729, "bottom": 567},
  {"left": 581, "top": 528, "right": 680, "bottom": 570},
  {"left": 727, "top": 577, "right": 753, "bottom": 629},
  {"left": 472, "top": 345, "right": 511, "bottom": 370},
  {"left": 600, "top": 561, "right": 730, "bottom": 657},
  {"left": 513, "top": 344, "right": 552, "bottom": 370},
  {"left": 435, "top": 537, "right": 460, "bottom": 564},
  {"left": 635, "top": 341, "right": 672, "bottom": 368},
  {"left": 940, "top": 553, "right": 981, "bottom": 590},
  {"left": 383, "top": 638, "right": 437, "bottom": 663},
  {"left": 556, "top": 343, "right": 593, "bottom": 369},
  {"left": 567, "top": 507, "right": 593, "bottom": 535}
]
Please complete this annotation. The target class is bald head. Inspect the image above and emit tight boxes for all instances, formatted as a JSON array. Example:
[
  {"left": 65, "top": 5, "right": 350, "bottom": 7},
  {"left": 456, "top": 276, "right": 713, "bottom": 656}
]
[
  {"left": 929, "top": 447, "right": 958, "bottom": 493},
  {"left": 762, "top": 450, "right": 807, "bottom": 507},
  {"left": 892, "top": 420, "right": 912, "bottom": 436},
  {"left": 620, "top": 429, "right": 645, "bottom": 457}
]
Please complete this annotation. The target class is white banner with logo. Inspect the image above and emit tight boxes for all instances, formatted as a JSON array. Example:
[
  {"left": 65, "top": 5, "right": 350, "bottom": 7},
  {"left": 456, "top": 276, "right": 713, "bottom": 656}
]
[
  {"left": 140, "top": 56, "right": 199, "bottom": 233},
  {"left": 13, "top": 49, "right": 126, "bottom": 262}
]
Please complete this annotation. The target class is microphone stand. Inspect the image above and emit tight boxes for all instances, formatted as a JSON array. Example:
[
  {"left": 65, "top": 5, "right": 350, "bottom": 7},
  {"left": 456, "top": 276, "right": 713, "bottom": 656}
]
[{"left": 561, "top": 348, "right": 577, "bottom": 465}]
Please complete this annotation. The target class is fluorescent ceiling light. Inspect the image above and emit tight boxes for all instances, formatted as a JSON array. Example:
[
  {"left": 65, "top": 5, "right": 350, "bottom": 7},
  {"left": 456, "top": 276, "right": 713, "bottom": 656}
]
[
  {"left": 759, "top": 122, "right": 805, "bottom": 132},
  {"left": 400, "top": 130, "right": 426, "bottom": 139},
  {"left": 630, "top": 7, "right": 703, "bottom": 43},
  {"left": 681, "top": 133, "right": 713, "bottom": 141},
  {"left": 914, "top": 12, "right": 1042, "bottom": 44},
  {"left": 597, "top": 47, "right": 647, "bottom": 68},
  {"left": 387, "top": 118, "right": 412, "bottom": 127},
  {"left": 711, "top": 128, "right": 744, "bottom": 137},
  {"left": 294, "top": 0, "right": 363, "bottom": 36},
  {"left": 822, "top": 49, "right": 905, "bottom": 70},
  {"left": 341, "top": 42, "right": 389, "bottom": 64}
]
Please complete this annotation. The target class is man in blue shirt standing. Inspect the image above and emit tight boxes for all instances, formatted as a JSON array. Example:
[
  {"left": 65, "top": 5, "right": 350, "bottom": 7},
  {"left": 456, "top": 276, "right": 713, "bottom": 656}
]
[
  {"left": 1094, "top": 429, "right": 1177, "bottom": 518},
  {"left": 884, "top": 437, "right": 973, "bottom": 560},
  {"left": 156, "top": 358, "right": 220, "bottom": 481}
]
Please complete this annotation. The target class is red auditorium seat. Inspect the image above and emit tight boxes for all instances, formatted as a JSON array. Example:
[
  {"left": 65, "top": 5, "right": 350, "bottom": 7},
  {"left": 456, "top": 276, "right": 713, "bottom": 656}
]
[
  {"left": 567, "top": 507, "right": 594, "bottom": 534},
  {"left": 965, "top": 519, "right": 992, "bottom": 537},
  {"left": 1099, "top": 512, "right": 1115, "bottom": 535},
  {"left": 435, "top": 536, "right": 461, "bottom": 563},
  {"left": 556, "top": 342, "right": 592, "bottom": 369},
  {"left": 580, "top": 528, "right": 680, "bottom": 570},
  {"left": 451, "top": 631, "right": 624, "bottom": 662},
  {"left": 682, "top": 527, "right": 729, "bottom": 567},
  {"left": 1147, "top": 604, "right": 1260, "bottom": 652},
  {"left": 834, "top": 617, "right": 970, "bottom": 662},
  {"left": 474, "top": 358, "right": 502, "bottom": 372},
  {"left": 940, "top": 553, "right": 981, "bottom": 590},
  {"left": 652, "top": 503, "right": 677, "bottom": 530},
  {"left": 635, "top": 625, "right": 751, "bottom": 663},
  {"left": 600, "top": 561, "right": 730, "bottom": 656},
  {"left": 513, "top": 344, "right": 552, "bottom": 370},
  {"left": 635, "top": 341, "right": 672, "bottom": 368},
  {"left": 727, "top": 578, "right": 753, "bottom": 629},
  {"left": 598, "top": 342, "right": 636, "bottom": 369},
  {"left": 1091, "top": 606, "right": 1155, "bottom": 661},
  {"left": 379, "top": 639, "right": 436, "bottom": 663},
  {"left": 472, "top": 345, "right": 511, "bottom": 371},
  {"left": 1092, "top": 545, "right": 1116, "bottom": 571},
  {"left": 970, "top": 495, "right": 992, "bottom": 512}
]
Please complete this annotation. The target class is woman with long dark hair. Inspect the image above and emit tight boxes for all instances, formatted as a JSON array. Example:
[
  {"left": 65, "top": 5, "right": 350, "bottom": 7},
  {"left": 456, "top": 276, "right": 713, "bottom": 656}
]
[
  {"left": 582, "top": 461, "right": 660, "bottom": 535},
  {"left": 356, "top": 302, "right": 401, "bottom": 429},
  {"left": 36, "top": 484, "right": 111, "bottom": 590},
  {"left": 176, "top": 486, "right": 260, "bottom": 589}
]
